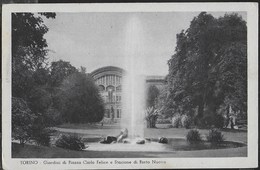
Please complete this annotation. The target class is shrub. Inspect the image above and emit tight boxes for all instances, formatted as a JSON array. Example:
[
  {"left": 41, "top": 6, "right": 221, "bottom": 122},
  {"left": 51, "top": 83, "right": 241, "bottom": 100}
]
[
  {"left": 12, "top": 97, "right": 37, "bottom": 145},
  {"left": 186, "top": 129, "right": 202, "bottom": 143},
  {"left": 145, "top": 107, "right": 159, "bottom": 128},
  {"left": 172, "top": 114, "right": 181, "bottom": 128},
  {"left": 31, "top": 128, "right": 55, "bottom": 146},
  {"left": 55, "top": 134, "right": 86, "bottom": 151},
  {"left": 181, "top": 115, "right": 192, "bottom": 129},
  {"left": 206, "top": 129, "right": 224, "bottom": 144}
]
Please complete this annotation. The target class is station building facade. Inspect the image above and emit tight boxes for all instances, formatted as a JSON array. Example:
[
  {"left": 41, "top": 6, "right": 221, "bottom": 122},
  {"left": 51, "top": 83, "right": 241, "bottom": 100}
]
[{"left": 90, "top": 66, "right": 166, "bottom": 121}]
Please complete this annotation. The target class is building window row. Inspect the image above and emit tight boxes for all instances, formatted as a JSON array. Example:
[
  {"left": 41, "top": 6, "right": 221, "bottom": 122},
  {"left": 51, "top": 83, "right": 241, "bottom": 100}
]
[
  {"left": 106, "top": 108, "right": 121, "bottom": 118},
  {"left": 104, "top": 95, "right": 121, "bottom": 103},
  {"left": 96, "top": 75, "right": 122, "bottom": 86}
]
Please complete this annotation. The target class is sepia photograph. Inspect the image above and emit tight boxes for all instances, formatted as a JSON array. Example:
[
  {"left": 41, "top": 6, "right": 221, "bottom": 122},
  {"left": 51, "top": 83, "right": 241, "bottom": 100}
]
[{"left": 2, "top": 2, "right": 258, "bottom": 169}]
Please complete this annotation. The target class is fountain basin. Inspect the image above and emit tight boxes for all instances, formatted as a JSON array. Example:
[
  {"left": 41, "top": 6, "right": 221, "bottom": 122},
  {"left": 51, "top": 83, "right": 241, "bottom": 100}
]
[{"left": 83, "top": 137, "right": 246, "bottom": 152}]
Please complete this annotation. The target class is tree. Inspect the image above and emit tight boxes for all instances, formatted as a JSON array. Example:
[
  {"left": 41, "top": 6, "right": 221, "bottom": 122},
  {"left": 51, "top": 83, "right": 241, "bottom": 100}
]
[
  {"left": 27, "top": 86, "right": 52, "bottom": 114},
  {"left": 155, "top": 86, "right": 174, "bottom": 118},
  {"left": 146, "top": 85, "right": 160, "bottom": 108},
  {"left": 11, "top": 13, "right": 56, "bottom": 145},
  {"left": 58, "top": 72, "right": 105, "bottom": 123},
  {"left": 49, "top": 60, "right": 78, "bottom": 87},
  {"left": 167, "top": 12, "right": 247, "bottom": 127},
  {"left": 12, "top": 13, "right": 55, "bottom": 98}
]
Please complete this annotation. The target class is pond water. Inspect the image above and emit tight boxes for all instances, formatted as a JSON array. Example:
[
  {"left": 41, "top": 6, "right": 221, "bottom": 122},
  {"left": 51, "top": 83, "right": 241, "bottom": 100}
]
[{"left": 83, "top": 137, "right": 246, "bottom": 152}]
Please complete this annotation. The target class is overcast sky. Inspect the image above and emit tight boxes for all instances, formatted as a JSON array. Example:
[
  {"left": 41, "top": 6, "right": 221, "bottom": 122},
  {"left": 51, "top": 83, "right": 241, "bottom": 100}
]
[{"left": 43, "top": 12, "right": 246, "bottom": 76}]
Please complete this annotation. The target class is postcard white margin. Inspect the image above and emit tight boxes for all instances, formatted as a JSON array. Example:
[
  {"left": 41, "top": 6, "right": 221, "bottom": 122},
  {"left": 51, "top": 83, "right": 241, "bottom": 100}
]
[{"left": 2, "top": 2, "right": 258, "bottom": 169}]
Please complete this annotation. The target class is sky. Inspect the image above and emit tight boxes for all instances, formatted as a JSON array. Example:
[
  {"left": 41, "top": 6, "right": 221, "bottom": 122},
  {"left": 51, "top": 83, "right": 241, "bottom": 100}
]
[{"left": 43, "top": 12, "right": 246, "bottom": 76}]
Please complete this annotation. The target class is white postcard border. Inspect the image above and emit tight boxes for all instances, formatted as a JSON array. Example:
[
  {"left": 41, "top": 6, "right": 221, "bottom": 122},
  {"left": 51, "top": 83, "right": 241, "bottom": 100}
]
[{"left": 2, "top": 3, "right": 258, "bottom": 169}]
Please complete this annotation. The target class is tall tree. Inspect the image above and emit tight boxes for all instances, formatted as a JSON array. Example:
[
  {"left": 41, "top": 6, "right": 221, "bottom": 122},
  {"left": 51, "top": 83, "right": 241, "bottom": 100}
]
[
  {"left": 12, "top": 12, "right": 56, "bottom": 98},
  {"left": 11, "top": 13, "right": 56, "bottom": 145},
  {"left": 49, "top": 60, "right": 78, "bottom": 87},
  {"left": 167, "top": 12, "right": 247, "bottom": 126},
  {"left": 58, "top": 72, "right": 105, "bottom": 123}
]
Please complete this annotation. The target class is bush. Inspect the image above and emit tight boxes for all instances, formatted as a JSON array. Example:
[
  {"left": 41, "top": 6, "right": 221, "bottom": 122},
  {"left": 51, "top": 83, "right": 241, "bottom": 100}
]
[
  {"left": 55, "top": 134, "right": 86, "bottom": 151},
  {"left": 206, "top": 128, "right": 224, "bottom": 144},
  {"left": 12, "top": 97, "right": 37, "bottom": 145},
  {"left": 145, "top": 107, "right": 159, "bottom": 128},
  {"left": 172, "top": 114, "right": 181, "bottom": 128},
  {"left": 181, "top": 115, "right": 192, "bottom": 129},
  {"left": 186, "top": 129, "right": 202, "bottom": 143},
  {"left": 32, "top": 128, "right": 55, "bottom": 146}
]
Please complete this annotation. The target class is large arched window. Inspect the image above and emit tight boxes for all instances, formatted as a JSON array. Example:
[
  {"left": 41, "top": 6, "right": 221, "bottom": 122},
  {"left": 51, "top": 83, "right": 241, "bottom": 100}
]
[
  {"left": 106, "top": 85, "right": 115, "bottom": 91},
  {"left": 98, "top": 85, "right": 105, "bottom": 91}
]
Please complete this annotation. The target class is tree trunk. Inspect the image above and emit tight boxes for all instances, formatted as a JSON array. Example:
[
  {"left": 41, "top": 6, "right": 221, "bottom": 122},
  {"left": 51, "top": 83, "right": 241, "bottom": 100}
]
[{"left": 195, "top": 100, "right": 204, "bottom": 126}]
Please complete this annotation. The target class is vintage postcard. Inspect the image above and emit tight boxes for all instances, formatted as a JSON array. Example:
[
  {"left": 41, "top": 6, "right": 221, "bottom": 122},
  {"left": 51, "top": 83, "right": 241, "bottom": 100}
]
[{"left": 2, "top": 2, "right": 258, "bottom": 169}]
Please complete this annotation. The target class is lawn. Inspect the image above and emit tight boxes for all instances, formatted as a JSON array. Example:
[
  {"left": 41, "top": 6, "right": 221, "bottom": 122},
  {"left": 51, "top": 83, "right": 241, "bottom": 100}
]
[{"left": 12, "top": 123, "right": 247, "bottom": 158}]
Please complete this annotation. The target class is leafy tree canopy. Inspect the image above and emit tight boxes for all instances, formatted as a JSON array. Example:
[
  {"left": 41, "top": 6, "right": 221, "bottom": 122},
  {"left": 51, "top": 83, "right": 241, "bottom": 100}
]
[
  {"left": 49, "top": 60, "right": 78, "bottom": 87},
  {"left": 167, "top": 12, "right": 247, "bottom": 125},
  {"left": 58, "top": 72, "right": 105, "bottom": 123},
  {"left": 12, "top": 13, "right": 56, "bottom": 98}
]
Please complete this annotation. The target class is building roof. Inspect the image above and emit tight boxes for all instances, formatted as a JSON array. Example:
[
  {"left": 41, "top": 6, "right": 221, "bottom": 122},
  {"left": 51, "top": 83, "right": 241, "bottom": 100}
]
[
  {"left": 90, "top": 66, "right": 125, "bottom": 77},
  {"left": 145, "top": 75, "right": 166, "bottom": 81},
  {"left": 90, "top": 66, "right": 166, "bottom": 82}
]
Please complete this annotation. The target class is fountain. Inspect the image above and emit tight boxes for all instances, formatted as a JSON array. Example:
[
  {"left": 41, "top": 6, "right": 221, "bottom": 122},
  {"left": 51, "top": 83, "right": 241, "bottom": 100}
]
[{"left": 120, "top": 15, "right": 146, "bottom": 141}]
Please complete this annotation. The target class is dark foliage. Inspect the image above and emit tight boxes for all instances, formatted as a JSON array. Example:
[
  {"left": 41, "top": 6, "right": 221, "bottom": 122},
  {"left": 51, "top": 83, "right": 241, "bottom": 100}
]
[
  {"left": 12, "top": 97, "right": 36, "bottom": 145},
  {"left": 172, "top": 114, "right": 181, "bottom": 128},
  {"left": 200, "top": 114, "right": 224, "bottom": 129},
  {"left": 58, "top": 72, "right": 105, "bottom": 123},
  {"left": 55, "top": 134, "right": 86, "bottom": 151},
  {"left": 181, "top": 114, "right": 192, "bottom": 129},
  {"left": 12, "top": 13, "right": 55, "bottom": 99},
  {"left": 186, "top": 129, "right": 202, "bottom": 143},
  {"left": 49, "top": 60, "right": 78, "bottom": 87},
  {"left": 166, "top": 12, "right": 247, "bottom": 126},
  {"left": 11, "top": 12, "right": 105, "bottom": 134},
  {"left": 206, "top": 128, "right": 224, "bottom": 144},
  {"left": 31, "top": 128, "right": 55, "bottom": 146},
  {"left": 214, "top": 114, "right": 225, "bottom": 128}
]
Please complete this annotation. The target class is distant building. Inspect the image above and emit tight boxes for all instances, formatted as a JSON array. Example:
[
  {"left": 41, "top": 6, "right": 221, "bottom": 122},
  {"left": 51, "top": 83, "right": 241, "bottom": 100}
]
[{"left": 90, "top": 66, "right": 166, "bottom": 121}]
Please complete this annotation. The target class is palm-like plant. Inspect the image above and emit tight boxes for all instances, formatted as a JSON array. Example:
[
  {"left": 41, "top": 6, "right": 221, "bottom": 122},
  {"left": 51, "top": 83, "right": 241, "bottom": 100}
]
[{"left": 145, "top": 106, "right": 160, "bottom": 128}]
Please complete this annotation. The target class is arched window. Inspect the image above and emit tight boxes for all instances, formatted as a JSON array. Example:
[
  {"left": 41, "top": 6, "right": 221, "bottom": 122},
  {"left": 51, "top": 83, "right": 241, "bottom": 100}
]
[
  {"left": 98, "top": 85, "right": 105, "bottom": 91},
  {"left": 106, "top": 85, "right": 115, "bottom": 91}
]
